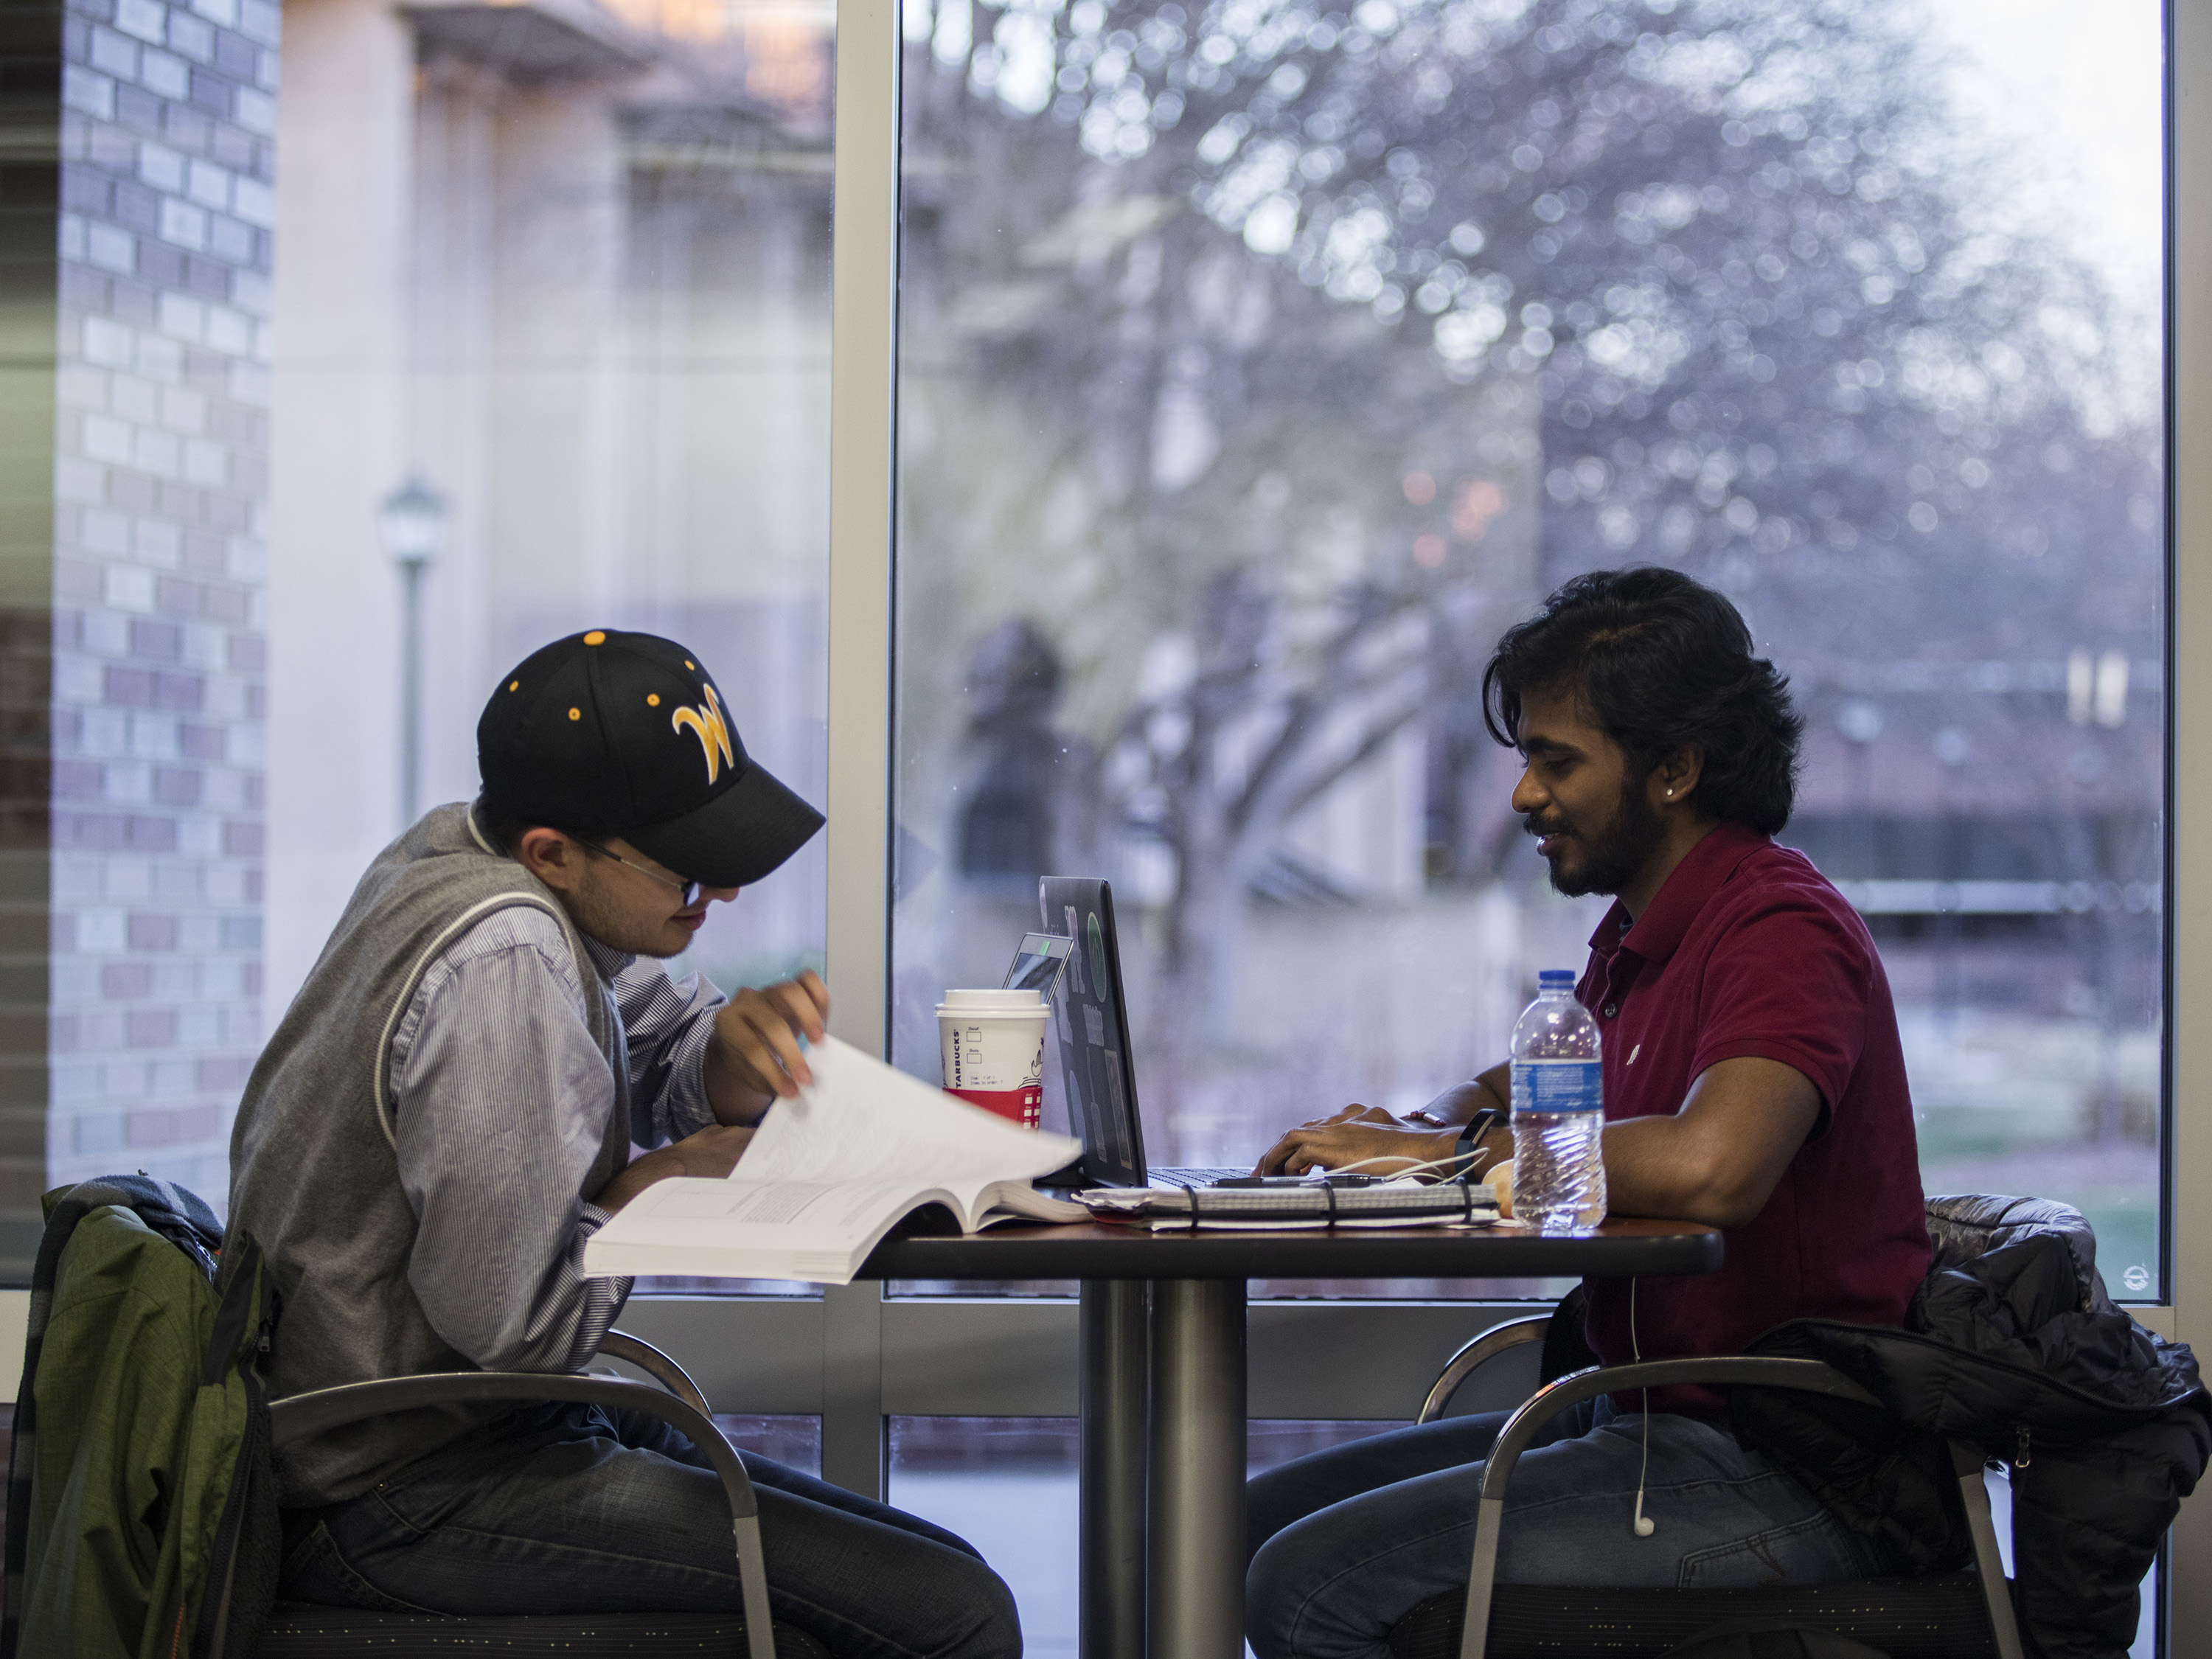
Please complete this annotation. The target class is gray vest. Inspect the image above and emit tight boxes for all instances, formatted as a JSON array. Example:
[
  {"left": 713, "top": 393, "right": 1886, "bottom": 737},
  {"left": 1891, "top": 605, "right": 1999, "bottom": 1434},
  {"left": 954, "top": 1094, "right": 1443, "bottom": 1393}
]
[{"left": 226, "top": 804, "right": 630, "bottom": 1507}]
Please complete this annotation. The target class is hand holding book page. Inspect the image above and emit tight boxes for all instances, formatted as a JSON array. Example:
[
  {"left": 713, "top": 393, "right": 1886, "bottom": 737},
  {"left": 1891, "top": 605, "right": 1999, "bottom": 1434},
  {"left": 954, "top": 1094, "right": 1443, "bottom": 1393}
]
[{"left": 583, "top": 1035, "right": 1085, "bottom": 1284}]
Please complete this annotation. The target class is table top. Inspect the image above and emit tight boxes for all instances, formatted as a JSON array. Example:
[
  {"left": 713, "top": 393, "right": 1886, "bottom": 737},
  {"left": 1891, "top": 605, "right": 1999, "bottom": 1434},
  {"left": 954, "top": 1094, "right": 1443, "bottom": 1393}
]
[{"left": 857, "top": 1217, "right": 1722, "bottom": 1281}]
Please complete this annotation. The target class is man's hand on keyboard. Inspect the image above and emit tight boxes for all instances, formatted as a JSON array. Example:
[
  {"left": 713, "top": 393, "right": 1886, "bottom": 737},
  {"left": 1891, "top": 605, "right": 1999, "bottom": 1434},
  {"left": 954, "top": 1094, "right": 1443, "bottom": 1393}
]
[{"left": 1253, "top": 1105, "right": 1458, "bottom": 1179}]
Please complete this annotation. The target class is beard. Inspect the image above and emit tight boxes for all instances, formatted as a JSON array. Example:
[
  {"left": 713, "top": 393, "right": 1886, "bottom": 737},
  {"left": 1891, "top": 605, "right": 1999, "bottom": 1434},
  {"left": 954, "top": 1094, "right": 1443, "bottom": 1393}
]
[
  {"left": 1529, "top": 774, "right": 1666, "bottom": 898},
  {"left": 564, "top": 866, "right": 691, "bottom": 959}
]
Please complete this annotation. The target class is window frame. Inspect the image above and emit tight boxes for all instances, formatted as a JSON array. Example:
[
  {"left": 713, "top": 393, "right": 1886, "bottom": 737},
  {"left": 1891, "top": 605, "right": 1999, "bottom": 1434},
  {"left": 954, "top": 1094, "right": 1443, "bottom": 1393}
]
[{"left": 2162, "top": 0, "right": 2205, "bottom": 1637}]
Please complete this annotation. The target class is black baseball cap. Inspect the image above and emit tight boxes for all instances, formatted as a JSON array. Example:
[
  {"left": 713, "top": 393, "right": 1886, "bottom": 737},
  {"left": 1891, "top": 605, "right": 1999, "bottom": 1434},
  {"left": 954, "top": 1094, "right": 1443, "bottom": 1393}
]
[{"left": 477, "top": 629, "right": 824, "bottom": 889}]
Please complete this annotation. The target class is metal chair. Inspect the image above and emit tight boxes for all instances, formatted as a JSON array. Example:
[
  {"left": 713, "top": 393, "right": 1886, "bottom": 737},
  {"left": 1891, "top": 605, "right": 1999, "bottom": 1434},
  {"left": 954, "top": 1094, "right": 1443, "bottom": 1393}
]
[
  {"left": 242, "top": 1331, "right": 827, "bottom": 1659},
  {"left": 1414, "top": 1312, "right": 1555, "bottom": 1426},
  {"left": 1385, "top": 1315, "right": 2025, "bottom": 1659}
]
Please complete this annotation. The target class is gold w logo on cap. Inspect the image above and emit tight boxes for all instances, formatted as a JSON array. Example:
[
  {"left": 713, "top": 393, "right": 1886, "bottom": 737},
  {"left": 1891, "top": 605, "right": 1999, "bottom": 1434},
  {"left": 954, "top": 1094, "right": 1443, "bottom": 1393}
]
[{"left": 670, "top": 685, "right": 737, "bottom": 784}]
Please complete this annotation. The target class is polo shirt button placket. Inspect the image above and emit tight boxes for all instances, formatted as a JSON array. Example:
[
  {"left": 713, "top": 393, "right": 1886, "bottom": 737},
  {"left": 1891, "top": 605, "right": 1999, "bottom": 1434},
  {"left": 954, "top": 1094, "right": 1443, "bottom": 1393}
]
[{"left": 1601, "top": 1003, "right": 1618, "bottom": 1019}]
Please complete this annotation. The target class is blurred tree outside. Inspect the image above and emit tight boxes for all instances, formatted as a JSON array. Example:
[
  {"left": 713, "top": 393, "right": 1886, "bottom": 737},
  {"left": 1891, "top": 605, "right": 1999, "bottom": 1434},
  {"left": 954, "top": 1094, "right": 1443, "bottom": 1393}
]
[{"left": 893, "top": 0, "right": 2161, "bottom": 1141}]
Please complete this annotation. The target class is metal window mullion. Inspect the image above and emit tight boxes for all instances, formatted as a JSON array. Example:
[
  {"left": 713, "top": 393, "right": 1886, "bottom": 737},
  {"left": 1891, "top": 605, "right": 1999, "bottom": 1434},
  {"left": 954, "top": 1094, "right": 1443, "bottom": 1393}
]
[
  {"left": 819, "top": 0, "right": 901, "bottom": 1500},
  {"left": 2168, "top": 0, "right": 2208, "bottom": 1646},
  {"left": 824, "top": 0, "right": 900, "bottom": 1062}
]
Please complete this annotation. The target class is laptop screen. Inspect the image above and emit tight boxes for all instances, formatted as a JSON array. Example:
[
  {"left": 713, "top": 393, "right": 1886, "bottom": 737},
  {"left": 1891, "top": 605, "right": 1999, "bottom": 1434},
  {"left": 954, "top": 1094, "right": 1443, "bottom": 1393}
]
[{"left": 1038, "top": 877, "right": 1148, "bottom": 1186}]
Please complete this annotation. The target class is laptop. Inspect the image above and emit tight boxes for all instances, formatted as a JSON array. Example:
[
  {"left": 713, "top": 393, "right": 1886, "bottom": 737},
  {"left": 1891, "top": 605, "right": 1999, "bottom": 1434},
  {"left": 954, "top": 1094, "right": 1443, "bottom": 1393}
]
[{"left": 1027, "top": 877, "right": 1248, "bottom": 1190}]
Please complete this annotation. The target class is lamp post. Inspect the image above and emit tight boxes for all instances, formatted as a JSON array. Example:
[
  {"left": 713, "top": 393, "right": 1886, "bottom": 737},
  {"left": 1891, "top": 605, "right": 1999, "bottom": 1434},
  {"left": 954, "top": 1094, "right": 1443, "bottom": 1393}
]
[{"left": 378, "top": 477, "right": 448, "bottom": 827}]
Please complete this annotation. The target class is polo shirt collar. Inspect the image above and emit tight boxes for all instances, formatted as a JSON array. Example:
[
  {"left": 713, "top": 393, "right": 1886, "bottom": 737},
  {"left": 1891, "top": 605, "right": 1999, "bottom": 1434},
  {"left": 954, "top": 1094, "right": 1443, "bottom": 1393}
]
[{"left": 1587, "top": 820, "right": 1773, "bottom": 966}]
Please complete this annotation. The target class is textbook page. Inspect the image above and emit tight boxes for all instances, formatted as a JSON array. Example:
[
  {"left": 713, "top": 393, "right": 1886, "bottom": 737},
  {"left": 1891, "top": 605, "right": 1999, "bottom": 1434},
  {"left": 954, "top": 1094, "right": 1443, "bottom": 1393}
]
[
  {"left": 582, "top": 1037, "right": 1082, "bottom": 1281},
  {"left": 734, "top": 1035, "right": 1081, "bottom": 1192}
]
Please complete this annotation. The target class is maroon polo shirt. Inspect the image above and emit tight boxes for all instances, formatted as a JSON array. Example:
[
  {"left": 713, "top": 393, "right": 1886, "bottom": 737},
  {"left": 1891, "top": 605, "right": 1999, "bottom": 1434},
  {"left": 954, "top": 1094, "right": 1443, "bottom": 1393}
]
[{"left": 1575, "top": 821, "right": 1930, "bottom": 1413}]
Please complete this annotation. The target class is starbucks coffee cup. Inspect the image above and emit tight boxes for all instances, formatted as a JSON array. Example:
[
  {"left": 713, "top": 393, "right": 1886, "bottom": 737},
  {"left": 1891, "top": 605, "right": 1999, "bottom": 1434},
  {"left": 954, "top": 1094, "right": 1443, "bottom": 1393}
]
[{"left": 936, "top": 989, "right": 1050, "bottom": 1130}]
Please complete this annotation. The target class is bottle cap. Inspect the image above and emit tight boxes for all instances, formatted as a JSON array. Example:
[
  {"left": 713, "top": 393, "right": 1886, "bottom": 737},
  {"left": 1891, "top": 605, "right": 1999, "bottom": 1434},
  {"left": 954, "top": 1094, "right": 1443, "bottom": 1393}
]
[{"left": 1537, "top": 970, "right": 1578, "bottom": 989}]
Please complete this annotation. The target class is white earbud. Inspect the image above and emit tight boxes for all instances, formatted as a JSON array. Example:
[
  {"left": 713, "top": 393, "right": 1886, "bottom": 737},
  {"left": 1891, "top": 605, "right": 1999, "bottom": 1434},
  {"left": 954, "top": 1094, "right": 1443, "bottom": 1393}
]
[{"left": 1630, "top": 1276, "right": 1657, "bottom": 1538}]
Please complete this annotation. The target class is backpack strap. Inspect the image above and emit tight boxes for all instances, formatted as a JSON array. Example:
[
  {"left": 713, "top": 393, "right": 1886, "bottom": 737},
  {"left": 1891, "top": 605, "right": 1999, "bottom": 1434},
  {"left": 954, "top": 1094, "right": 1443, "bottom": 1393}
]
[
  {"left": 195, "top": 1235, "right": 280, "bottom": 1659},
  {"left": 202, "top": 1234, "right": 269, "bottom": 1387}
]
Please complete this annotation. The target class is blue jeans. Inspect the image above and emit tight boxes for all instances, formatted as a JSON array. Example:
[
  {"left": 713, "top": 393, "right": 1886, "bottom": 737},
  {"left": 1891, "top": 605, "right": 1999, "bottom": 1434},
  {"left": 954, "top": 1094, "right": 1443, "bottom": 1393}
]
[
  {"left": 1245, "top": 1399, "right": 1891, "bottom": 1659},
  {"left": 280, "top": 1402, "right": 1021, "bottom": 1659}
]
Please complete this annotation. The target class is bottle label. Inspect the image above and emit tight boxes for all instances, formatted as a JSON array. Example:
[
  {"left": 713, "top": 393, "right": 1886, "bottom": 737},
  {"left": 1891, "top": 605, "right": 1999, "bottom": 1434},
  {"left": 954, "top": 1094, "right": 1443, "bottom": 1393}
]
[{"left": 1512, "top": 1059, "right": 1604, "bottom": 1115}]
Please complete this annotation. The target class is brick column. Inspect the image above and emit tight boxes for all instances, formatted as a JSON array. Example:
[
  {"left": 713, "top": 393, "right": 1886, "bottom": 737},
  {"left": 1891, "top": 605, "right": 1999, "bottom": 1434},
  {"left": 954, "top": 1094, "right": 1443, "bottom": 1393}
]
[{"left": 42, "top": 0, "right": 274, "bottom": 1228}]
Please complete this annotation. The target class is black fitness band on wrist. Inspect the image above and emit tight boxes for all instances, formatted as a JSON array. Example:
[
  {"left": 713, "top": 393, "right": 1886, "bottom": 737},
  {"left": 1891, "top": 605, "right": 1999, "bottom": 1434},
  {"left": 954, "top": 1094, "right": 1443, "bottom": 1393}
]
[{"left": 1453, "top": 1107, "right": 1502, "bottom": 1183}]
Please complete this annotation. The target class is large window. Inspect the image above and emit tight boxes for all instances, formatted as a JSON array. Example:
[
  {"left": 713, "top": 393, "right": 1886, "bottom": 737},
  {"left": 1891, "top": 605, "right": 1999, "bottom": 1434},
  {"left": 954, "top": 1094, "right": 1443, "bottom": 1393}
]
[
  {"left": 262, "top": 0, "right": 835, "bottom": 1033},
  {"left": 888, "top": 0, "right": 2168, "bottom": 1293},
  {"left": 42, "top": 0, "right": 838, "bottom": 1224}
]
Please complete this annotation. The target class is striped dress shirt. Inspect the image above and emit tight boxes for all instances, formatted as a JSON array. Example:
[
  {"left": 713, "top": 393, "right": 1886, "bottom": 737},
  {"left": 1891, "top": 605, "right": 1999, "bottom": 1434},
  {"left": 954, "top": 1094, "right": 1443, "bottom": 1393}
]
[{"left": 385, "top": 905, "right": 726, "bottom": 1374}]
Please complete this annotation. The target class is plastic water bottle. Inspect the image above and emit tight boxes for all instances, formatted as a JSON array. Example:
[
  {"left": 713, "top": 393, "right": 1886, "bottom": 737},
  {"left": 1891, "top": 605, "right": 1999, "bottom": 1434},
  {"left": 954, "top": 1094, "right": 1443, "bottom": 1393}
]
[{"left": 1510, "top": 970, "right": 1607, "bottom": 1236}]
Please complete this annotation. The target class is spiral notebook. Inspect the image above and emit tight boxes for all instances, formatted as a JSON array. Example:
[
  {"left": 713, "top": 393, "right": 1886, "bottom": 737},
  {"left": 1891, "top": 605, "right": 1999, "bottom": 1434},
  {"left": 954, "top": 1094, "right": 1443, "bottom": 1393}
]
[{"left": 1078, "top": 1180, "right": 1498, "bottom": 1231}]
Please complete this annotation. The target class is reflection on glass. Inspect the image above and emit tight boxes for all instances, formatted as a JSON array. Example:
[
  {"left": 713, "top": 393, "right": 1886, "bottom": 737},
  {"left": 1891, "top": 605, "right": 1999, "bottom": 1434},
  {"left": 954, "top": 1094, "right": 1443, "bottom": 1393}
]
[
  {"left": 251, "top": 0, "right": 835, "bottom": 1280},
  {"left": 891, "top": 0, "right": 2164, "bottom": 1295},
  {"left": 712, "top": 1412, "right": 822, "bottom": 1475}
]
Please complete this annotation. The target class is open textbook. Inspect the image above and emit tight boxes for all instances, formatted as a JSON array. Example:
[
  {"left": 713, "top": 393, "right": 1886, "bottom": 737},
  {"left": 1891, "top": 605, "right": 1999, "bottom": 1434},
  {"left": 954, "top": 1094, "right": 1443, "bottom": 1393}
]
[{"left": 582, "top": 1036, "right": 1087, "bottom": 1284}]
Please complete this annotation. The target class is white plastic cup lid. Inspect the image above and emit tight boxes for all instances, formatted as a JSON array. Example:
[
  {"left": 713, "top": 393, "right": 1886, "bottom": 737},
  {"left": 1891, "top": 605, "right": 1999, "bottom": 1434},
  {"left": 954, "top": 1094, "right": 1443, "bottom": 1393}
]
[{"left": 937, "top": 989, "right": 1047, "bottom": 1014}]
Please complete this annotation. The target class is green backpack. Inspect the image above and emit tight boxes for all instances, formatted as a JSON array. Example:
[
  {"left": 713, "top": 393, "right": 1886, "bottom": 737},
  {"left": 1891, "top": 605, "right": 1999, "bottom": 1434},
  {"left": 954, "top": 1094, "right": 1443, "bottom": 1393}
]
[{"left": 2, "top": 1178, "right": 280, "bottom": 1659}]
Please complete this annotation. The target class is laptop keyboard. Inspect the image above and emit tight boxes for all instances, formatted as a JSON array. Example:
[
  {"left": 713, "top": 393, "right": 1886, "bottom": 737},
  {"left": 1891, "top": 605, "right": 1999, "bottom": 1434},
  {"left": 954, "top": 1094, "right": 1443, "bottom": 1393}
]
[{"left": 1150, "top": 1166, "right": 1250, "bottom": 1189}]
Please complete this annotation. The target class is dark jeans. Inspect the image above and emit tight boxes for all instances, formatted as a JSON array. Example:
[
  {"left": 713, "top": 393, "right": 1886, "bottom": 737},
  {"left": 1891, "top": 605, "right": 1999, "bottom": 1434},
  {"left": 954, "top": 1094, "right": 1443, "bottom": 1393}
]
[
  {"left": 281, "top": 1402, "right": 1021, "bottom": 1659},
  {"left": 1245, "top": 1399, "right": 1891, "bottom": 1659}
]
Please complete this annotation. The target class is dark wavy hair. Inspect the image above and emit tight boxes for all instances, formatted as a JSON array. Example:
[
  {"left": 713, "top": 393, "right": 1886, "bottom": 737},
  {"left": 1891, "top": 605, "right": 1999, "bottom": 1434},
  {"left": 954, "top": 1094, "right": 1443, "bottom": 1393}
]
[{"left": 1481, "top": 568, "right": 1804, "bottom": 835}]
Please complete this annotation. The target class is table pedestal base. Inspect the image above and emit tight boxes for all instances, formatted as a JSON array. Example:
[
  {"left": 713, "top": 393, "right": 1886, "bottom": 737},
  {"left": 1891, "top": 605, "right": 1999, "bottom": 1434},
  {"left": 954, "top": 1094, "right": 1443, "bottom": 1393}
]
[
  {"left": 1081, "top": 1281, "right": 1149, "bottom": 1659},
  {"left": 1147, "top": 1279, "right": 1247, "bottom": 1659}
]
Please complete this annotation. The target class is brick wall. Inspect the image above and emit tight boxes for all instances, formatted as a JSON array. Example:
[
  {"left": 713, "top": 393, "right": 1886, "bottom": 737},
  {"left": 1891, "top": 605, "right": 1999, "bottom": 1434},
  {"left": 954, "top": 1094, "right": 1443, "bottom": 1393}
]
[{"left": 46, "top": 0, "right": 273, "bottom": 1204}]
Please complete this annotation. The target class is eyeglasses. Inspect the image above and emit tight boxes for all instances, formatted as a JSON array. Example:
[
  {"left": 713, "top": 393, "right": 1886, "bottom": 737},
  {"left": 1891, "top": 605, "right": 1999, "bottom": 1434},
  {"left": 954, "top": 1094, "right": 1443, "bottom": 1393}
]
[{"left": 577, "top": 840, "right": 700, "bottom": 905}]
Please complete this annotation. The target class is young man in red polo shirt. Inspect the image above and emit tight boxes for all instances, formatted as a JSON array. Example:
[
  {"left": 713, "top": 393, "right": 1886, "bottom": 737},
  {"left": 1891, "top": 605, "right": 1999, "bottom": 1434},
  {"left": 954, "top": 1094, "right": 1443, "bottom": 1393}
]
[{"left": 1243, "top": 568, "right": 1932, "bottom": 1659}]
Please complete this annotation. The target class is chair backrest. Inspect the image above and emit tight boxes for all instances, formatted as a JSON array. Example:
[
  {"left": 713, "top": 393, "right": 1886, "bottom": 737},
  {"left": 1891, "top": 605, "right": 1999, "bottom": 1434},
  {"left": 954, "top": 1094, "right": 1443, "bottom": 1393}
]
[{"left": 1923, "top": 1194, "right": 2115, "bottom": 1315}]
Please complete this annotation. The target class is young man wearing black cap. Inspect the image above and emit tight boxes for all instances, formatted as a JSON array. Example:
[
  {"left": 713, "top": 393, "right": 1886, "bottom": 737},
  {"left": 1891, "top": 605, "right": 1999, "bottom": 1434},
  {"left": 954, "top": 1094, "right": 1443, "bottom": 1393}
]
[{"left": 228, "top": 630, "right": 1019, "bottom": 1658}]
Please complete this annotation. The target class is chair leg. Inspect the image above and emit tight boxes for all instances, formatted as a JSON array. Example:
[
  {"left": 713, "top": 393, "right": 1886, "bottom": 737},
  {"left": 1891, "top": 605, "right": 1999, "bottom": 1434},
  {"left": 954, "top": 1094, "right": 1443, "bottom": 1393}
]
[
  {"left": 1948, "top": 1441, "right": 2025, "bottom": 1659},
  {"left": 735, "top": 1514, "right": 776, "bottom": 1659},
  {"left": 1455, "top": 1495, "right": 1507, "bottom": 1659}
]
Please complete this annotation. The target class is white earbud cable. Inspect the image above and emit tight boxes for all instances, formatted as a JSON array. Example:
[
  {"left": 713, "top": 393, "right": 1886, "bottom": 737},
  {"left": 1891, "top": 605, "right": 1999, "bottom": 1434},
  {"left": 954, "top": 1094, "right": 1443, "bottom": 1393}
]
[{"left": 1631, "top": 1276, "right": 1655, "bottom": 1537}]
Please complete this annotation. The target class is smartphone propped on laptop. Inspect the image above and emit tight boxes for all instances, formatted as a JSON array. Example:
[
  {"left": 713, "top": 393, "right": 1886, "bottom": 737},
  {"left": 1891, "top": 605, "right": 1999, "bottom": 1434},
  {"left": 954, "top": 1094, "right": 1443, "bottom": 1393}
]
[
  {"left": 1001, "top": 931, "right": 1074, "bottom": 999},
  {"left": 1029, "top": 877, "right": 1249, "bottom": 1191}
]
